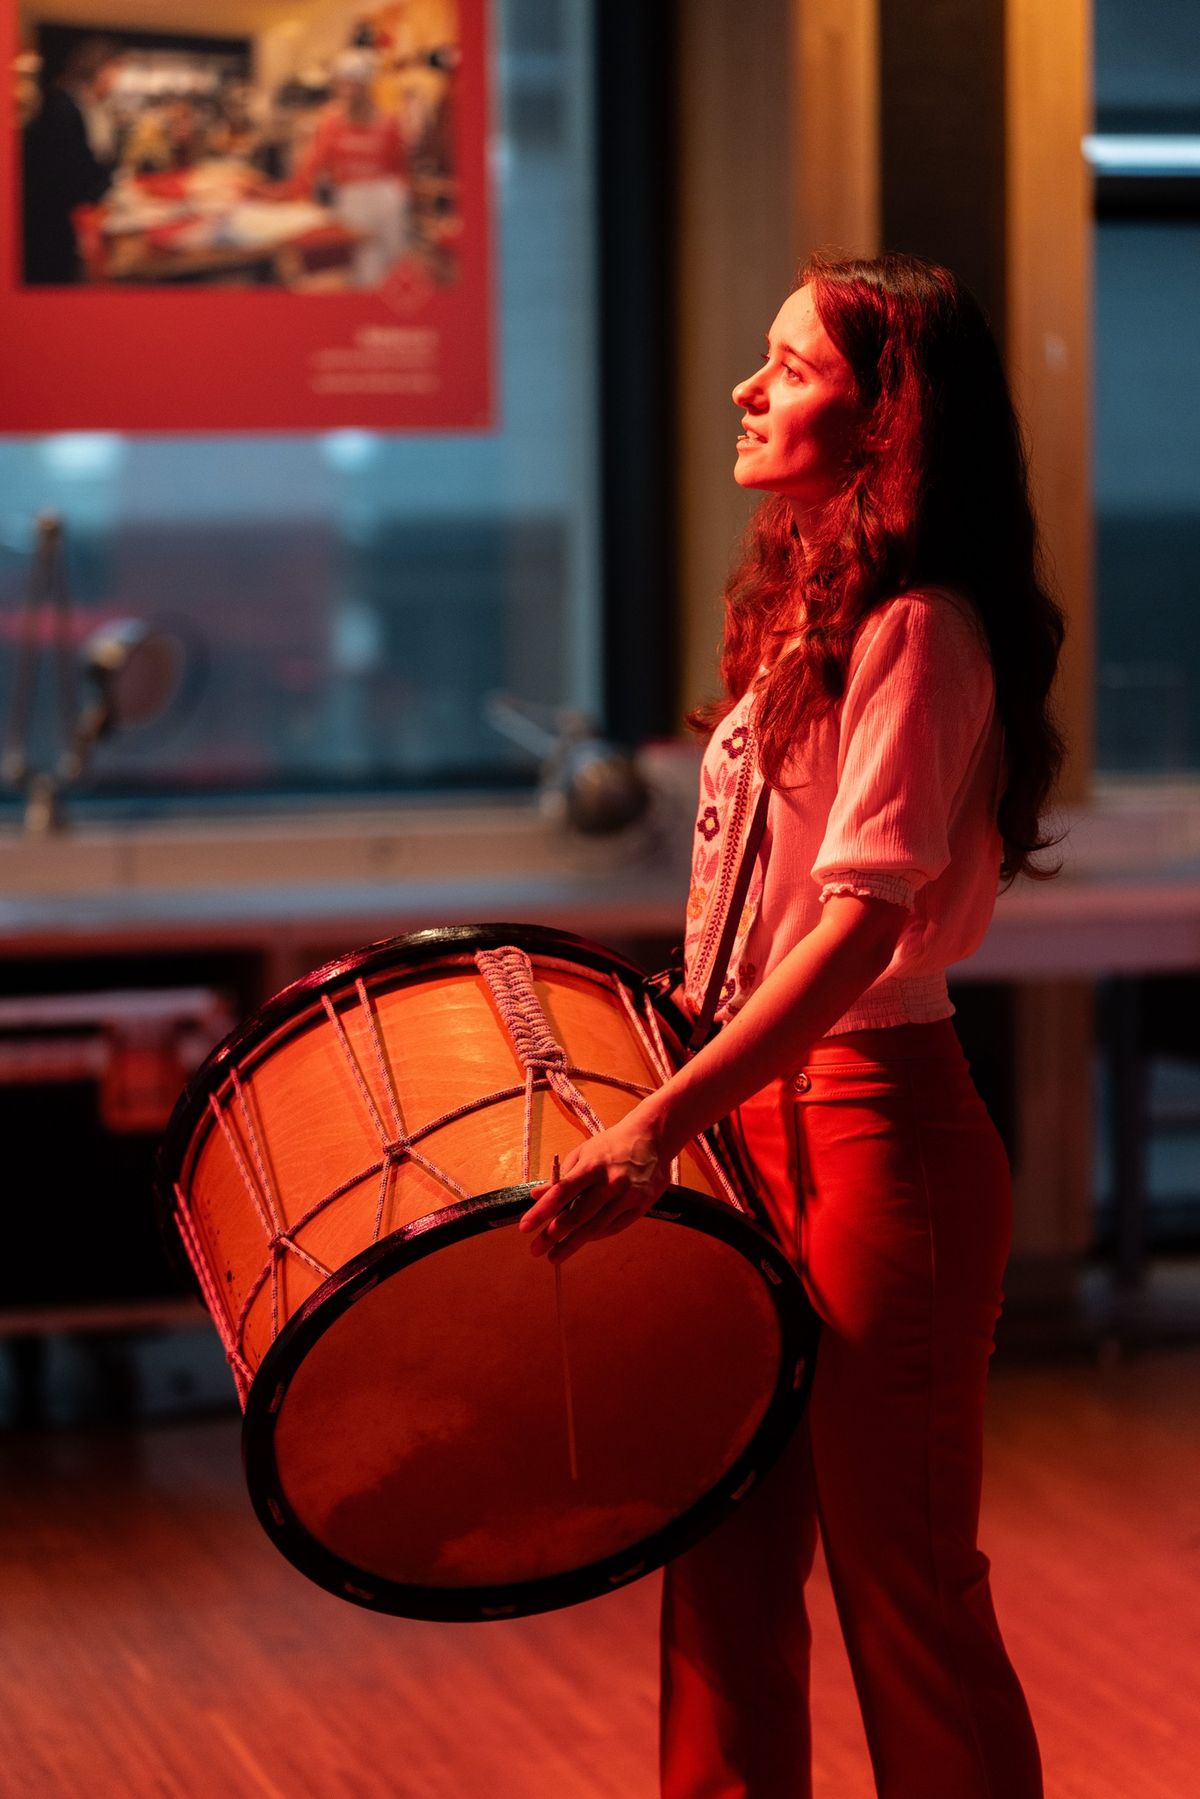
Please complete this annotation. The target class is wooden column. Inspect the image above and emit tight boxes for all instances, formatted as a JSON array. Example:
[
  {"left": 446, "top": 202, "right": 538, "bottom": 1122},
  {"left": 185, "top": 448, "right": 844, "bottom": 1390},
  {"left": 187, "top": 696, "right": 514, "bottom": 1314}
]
[
  {"left": 673, "top": 0, "right": 820, "bottom": 719},
  {"left": 879, "top": 0, "right": 1008, "bottom": 329},
  {"left": 1003, "top": 0, "right": 1095, "bottom": 1300},
  {"left": 791, "top": 0, "right": 881, "bottom": 260},
  {"left": 1005, "top": 0, "right": 1094, "bottom": 811}
]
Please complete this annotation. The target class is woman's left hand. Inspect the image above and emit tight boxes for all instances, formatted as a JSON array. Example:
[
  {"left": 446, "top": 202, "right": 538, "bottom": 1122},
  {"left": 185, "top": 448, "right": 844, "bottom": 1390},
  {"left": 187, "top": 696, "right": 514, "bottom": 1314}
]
[{"left": 517, "top": 1110, "right": 674, "bottom": 1264}]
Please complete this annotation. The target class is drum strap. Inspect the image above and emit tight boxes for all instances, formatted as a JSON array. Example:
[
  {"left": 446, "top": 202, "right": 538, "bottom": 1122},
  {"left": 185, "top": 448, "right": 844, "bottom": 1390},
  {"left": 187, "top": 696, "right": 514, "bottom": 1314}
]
[{"left": 688, "top": 780, "right": 771, "bottom": 1053}]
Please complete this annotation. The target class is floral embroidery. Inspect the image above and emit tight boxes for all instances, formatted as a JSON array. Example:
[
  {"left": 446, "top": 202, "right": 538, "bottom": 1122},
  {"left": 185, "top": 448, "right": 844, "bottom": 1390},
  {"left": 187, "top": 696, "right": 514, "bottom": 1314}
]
[{"left": 682, "top": 688, "right": 769, "bottom": 1024}]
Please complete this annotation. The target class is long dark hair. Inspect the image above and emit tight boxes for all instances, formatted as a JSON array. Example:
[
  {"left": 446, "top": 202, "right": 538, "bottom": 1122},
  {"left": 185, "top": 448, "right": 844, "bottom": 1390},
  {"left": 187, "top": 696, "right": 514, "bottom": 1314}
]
[{"left": 691, "top": 250, "right": 1066, "bottom": 885}]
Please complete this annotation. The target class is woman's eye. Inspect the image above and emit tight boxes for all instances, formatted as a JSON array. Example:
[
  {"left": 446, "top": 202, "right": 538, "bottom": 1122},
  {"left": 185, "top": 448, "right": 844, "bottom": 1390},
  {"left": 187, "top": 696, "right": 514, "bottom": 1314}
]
[{"left": 783, "top": 364, "right": 803, "bottom": 382}]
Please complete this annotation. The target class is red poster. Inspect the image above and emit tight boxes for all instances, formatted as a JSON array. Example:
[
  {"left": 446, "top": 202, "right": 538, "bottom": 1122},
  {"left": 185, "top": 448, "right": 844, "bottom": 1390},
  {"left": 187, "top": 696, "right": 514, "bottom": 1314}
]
[{"left": 1, "top": 1, "right": 493, "bottom": 431}]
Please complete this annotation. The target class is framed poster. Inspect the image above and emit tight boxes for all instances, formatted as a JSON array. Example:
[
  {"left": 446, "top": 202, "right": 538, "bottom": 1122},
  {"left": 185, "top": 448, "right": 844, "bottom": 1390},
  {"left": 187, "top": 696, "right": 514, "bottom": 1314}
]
[{"left": 1, "top": 0, "right": 494, "bottom": 430}]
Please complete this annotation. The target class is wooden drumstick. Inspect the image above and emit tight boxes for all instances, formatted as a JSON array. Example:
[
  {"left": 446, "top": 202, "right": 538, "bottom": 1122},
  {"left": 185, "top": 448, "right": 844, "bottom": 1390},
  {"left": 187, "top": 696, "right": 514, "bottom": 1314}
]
[{"left": 550, "top": 1154, "right": 580, "bottom": 1485}]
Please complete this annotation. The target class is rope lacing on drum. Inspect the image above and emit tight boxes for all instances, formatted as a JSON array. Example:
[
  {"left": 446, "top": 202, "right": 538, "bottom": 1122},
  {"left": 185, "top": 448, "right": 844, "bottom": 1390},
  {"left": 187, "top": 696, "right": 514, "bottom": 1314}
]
[
  {"left": 171, "top": 1069, "right": 334, "bottom": 1403},
  {"left": 611, "top": 975, "right": 682, "bottom": 1191},
  {"left": 174, "top": 948, "right": 749, "bottom": 1410},
  {"left": 475, "top": 947, "right": 608, "bottom": 1181},
  {"left": 322, "top": 982, "right": 472, "bottom": 1234},
  {"left": 184, "top": 983, "right": 668, "bottom": 1389},
  {"left": 217, "top": 1074, "right": 332, "bottom": 1325},
  {"left": 173, "top": 1180, "right": 253, "bottom": 1405}
]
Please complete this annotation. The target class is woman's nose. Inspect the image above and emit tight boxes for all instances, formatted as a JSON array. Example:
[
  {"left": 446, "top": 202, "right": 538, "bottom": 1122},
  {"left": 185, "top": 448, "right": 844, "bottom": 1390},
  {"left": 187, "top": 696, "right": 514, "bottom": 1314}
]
[{"left": 732, "top": 371, "right": 764, "bottom": 409}]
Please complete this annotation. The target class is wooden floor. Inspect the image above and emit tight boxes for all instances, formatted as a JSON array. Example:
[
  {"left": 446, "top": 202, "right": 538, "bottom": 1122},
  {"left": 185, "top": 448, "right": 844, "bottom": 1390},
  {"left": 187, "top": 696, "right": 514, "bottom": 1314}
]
[{"left": 1, "top": 1350, "right": 1197, "bottom": 1798}]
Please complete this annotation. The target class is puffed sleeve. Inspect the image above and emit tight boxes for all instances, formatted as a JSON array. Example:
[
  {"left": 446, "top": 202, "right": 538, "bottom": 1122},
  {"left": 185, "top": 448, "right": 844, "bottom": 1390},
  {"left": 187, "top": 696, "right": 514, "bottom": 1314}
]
[{"left": 811, "top": 592, "right": 996, "bottom": 912}]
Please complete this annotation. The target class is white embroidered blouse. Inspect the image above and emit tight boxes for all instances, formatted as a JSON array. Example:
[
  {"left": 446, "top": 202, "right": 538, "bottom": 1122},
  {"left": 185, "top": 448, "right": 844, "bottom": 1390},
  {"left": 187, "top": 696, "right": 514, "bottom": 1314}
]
[{"left": 682, "top": 587, "right": 1006, "bottom": 1036}]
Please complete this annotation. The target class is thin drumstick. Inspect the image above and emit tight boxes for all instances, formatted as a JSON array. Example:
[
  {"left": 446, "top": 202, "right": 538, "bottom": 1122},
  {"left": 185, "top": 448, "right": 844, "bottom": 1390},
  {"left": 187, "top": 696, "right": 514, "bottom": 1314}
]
[{"left": 550, "top": 1154, "right": 580, "bottom": 1484}]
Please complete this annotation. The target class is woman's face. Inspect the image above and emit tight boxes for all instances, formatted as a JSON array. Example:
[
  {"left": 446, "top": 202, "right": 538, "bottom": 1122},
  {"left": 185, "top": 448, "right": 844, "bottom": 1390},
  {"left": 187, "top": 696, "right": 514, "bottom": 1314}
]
[
  {"left": 732, "top": 285, "right": 863, "bottom": 513},
  {"left": 336, "top": 75, "right": 372, "bottom": 114}
]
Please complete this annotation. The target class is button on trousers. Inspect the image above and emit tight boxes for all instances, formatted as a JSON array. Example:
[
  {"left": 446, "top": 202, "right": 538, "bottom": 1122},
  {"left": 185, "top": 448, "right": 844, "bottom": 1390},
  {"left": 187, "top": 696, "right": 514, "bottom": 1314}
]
[{"left": 660, "top": 1019, "right": 1043, "bottom": 1799}]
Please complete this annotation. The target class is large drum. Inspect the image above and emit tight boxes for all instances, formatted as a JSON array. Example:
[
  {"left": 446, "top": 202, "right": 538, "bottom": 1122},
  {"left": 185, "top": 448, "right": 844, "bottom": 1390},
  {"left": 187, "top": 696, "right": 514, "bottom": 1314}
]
[{"left": 159, "top": 924, "right": 818, "bottom": 1621}]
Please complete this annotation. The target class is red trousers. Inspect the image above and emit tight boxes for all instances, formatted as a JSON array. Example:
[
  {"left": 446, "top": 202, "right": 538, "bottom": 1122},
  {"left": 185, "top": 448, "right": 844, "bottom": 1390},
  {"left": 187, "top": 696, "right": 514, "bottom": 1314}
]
[{"left": 660, "top": 1019, "right": 1043, "bottom": 1799}]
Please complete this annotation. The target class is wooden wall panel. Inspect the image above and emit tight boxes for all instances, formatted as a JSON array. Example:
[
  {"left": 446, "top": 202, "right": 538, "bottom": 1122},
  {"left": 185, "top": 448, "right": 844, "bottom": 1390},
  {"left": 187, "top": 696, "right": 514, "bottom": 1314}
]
[
  {"left": 1006, "top": 0, "right": 1094, "bottom": 808},
  {"left": 673, "top": 0, "right": 797, "bottom": 721},
  {"left": 1003, "top": 0, "right": 1096, "bottom": 1298},
  {"left": 879, "top": 0, "right": 1007, "bottom": 333},
  {"left": 791, "top": 0, "right": 881, "bottom": 262}
]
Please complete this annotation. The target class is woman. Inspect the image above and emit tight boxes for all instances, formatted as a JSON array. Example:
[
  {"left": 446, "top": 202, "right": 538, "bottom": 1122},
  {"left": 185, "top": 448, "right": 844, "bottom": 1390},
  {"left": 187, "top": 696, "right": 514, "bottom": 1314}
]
[
  {"left": 284, "top": 49, "right": 408, "bottom": 288},
  {"left": 519, "top": 251, "right": 1062, "bottom": 1798}
]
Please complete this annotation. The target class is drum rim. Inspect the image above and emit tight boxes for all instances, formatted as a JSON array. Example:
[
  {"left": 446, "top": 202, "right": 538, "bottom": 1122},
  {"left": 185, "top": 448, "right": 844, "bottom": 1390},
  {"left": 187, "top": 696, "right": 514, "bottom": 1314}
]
[
  {"left": 156, "top": 921, "right": 674, "bottom": 1227},
  {"left": 242, "top": 1182, "right": 819, "bottom": 1623}
]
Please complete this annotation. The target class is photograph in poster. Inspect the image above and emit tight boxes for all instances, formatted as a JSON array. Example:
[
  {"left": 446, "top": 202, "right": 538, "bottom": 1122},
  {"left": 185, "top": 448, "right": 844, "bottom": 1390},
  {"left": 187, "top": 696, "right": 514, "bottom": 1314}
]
[{"left": 2, "top": 1, "right": 493, "bottom": 430}]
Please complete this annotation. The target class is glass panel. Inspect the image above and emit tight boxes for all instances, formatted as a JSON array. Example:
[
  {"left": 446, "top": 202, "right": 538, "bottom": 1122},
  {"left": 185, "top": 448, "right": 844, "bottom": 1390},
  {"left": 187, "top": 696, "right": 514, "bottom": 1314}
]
[
  {"left": 1094, "top": 0, "right": 1200, "bottom": 133},
  {"left": 1092, "top": 0, "right": 1200, "bottom": 774},
  {"left": 1094, "top": 221, "right": 1200, "bottom": 774},
  {"left": 0, "top": 0, "right": 599, "bottom": 807}
]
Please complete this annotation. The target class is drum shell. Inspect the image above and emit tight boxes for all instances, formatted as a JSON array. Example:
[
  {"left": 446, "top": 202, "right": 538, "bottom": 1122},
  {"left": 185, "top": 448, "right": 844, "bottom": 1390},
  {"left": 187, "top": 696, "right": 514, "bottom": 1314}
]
[{"left": 160, "top": 925, "right": 750, "bottom": 1393}]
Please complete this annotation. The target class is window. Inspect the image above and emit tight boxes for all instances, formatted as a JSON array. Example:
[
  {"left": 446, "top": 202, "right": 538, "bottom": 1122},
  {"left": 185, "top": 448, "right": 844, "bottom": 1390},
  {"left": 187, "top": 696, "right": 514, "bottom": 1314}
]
[
  {"left": 1091, "top": 0, "right": 1200, "bottom": 775},
  {"left": 0, "top": 0, "right": 601, "bottom": 806},
  {"left": 1090, "top": 0, "right": 1200, "bottom": 1256}
]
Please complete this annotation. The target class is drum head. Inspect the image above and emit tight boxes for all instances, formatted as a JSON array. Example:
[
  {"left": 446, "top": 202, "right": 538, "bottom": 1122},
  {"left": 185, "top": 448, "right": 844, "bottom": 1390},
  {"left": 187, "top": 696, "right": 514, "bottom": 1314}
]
[{"left": 244, "top": 1187, "right": 817, "bottom": 1621}]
